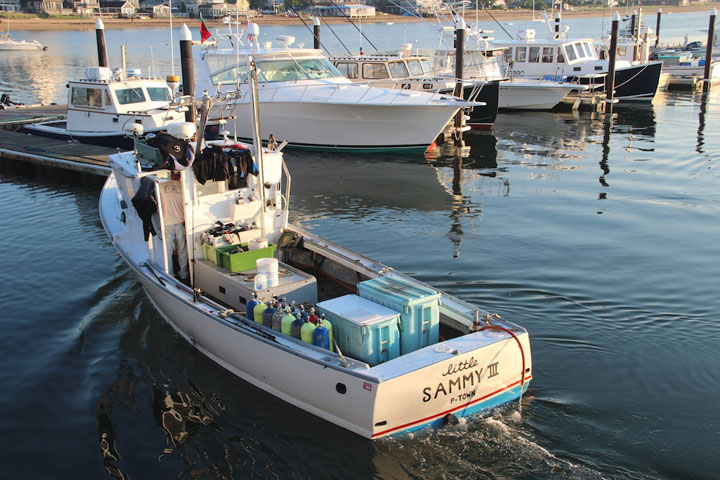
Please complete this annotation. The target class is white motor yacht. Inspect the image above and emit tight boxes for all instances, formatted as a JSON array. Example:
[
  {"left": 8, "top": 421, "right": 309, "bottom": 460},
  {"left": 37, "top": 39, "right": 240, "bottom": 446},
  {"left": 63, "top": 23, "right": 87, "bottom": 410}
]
[{"left": 195, "top": 24, "right": 476, "bottom": 152}]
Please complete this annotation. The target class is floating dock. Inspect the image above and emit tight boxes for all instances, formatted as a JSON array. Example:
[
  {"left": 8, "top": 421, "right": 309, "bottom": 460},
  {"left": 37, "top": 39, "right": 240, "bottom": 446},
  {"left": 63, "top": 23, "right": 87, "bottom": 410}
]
[{"left": 0, "top": 105, "right": 114, "bottom": 176}]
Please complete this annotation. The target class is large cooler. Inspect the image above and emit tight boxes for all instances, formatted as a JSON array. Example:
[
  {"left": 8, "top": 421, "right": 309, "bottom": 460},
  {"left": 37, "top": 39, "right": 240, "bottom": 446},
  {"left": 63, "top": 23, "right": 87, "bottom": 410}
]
[
  {"left": 317, "top": 294, "right": 400, "bottom": 366},
  {"left": 357, "top": 276, "right": 440, "bottom": 355}
]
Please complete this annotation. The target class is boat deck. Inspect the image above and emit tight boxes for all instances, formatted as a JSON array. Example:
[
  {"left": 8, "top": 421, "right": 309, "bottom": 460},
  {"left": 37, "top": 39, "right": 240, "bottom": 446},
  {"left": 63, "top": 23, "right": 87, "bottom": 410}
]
[{"left": 0, "top": 105, "right": 114, "bottom": 175}]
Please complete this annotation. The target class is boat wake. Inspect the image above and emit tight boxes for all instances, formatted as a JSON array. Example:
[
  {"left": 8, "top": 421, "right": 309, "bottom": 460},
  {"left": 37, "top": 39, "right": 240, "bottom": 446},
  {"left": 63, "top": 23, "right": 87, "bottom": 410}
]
[{"left": 377, "top": 407, "right": 609, "bottom": 479}]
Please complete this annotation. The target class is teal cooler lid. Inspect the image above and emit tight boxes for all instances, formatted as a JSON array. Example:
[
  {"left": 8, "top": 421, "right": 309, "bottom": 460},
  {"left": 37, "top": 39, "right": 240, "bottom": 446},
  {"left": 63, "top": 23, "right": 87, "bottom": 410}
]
[
  {"left": 317, "top": 294, "right": 399, "bottom": 326},
  {"left": 357, "top": 276, "right": 441, "bottom": 308}
]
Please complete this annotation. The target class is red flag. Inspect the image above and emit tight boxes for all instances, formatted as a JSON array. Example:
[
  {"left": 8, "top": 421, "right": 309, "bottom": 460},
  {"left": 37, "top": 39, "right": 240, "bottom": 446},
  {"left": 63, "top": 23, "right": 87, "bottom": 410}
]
[{"left": 200, "top": 16, "right": 211, "bottom": 44}]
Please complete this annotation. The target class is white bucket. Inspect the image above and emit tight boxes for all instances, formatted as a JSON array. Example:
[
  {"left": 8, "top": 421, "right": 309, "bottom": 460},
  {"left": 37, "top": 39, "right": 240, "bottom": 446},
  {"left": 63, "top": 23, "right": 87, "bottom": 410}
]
[
  {"left": 256, "top": 257, "right": 278, "bottom": 287},
  {"left": 248, "top": 237, "right": 268, "bottom": 251}
]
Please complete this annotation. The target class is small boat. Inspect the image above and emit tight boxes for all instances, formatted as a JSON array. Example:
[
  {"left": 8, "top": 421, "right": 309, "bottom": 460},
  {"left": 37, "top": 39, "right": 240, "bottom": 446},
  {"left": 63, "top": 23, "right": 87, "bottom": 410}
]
[
  {"left": 0, "top": 18, "right": 45, "bottom": 51},
  {"left": 24, "top": 67, "right": 187, "bottom": 149},
  {"left": 196, "top": 23, "right": 477, "bottom": 152},
  {"left": 99, "top": 60, "right": 532, "bottom": 439}
]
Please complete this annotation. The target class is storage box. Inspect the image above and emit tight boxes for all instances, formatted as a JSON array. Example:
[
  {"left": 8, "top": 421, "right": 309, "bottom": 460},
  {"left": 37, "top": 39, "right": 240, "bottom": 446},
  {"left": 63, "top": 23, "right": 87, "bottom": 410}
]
[
  {"left": 317, "top": 294, "right": 400, "bottom": 366},
  {"left": 216, "top": 242, "right": 276, "bottom": 273},
  {"left": 202, "top": 242, "right": 218, "bottom": 264},
  {"left": 357, "top": 276, "right": 440, "bottom": 355},
  {"left": 194, "top": 259, "right": 317, "bottom": 310}
]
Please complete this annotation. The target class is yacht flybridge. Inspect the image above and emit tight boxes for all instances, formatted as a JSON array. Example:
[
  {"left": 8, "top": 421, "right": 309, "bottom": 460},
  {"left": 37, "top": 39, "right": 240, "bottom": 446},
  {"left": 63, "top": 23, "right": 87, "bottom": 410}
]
[{"left": 196, "top": 24, "right": 477, "bottom": 152}]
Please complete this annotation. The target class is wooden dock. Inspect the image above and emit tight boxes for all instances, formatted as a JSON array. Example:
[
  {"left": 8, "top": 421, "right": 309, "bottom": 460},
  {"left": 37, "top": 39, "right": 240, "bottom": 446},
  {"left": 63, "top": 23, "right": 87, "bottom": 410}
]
[{"left": 0, "top": 105, "right": 115, "bottom": 176}]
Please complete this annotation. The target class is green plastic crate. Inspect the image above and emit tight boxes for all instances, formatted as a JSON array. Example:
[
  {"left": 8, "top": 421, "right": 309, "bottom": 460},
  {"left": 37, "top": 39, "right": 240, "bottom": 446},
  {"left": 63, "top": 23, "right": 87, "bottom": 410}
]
[
  {"left": 216, "top": 243, "right": 276, "bottom": 273},
  {"left": 202, "top": 243, "right": 218, "bottom": 264}
]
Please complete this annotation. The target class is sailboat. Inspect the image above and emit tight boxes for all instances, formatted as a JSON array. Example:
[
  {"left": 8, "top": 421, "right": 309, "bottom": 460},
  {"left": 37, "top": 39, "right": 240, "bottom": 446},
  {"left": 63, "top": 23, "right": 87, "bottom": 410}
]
[{"left": 0, "top": 16, "right": 46, "bottom": 51}]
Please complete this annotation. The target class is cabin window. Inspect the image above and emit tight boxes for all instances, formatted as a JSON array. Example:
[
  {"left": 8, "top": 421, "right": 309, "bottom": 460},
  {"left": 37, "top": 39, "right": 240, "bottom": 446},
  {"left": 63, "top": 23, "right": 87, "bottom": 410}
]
[
  {"left": 147, "top": 87, "right": 172, "bottom": 102},
  {"left": 515, "top": 47, "right": 527, "bottom": 62},
  {"left": 541, "top": 47, "right": 553, "bottom": 63},
  {"left": 363, "top": 63, "right": 389, "bottom": 80},
  {"left": 407, "top": 59, "right": 424, "bottom": 76},
  {"left": 565, "top": 45, "right": 577, "bottom": 61},
  {"left": 388, "top": 61, "right": 410, "bottom": 79},
  {"left": 420, "top": 59, "right": 432, "bottom": 74},
  {"left": 258, "top": 59, "right": 305, "bottom": 82},
  {"left": 335, "top": 62, "right": 358, "bottom": 79},
  {"left": 583, "top": 42, "right": 595, "bottom": 58},
  {"left": 528, "top": 47, "right": 540, "bottom": 63},
  {"left": 115, "top": 87, "right": 146, "bottom": 105},
  {"left": 296, "top": 58, "right": 342, "bottom": 79},
  {"left": 71, "top": 87, "right": 103, "bottom": 107},
  {"left": 211, "top": 64, "right": 249, "bottom": 86},
  {"left": 557, "top": 47, "right": 565, "bottom": 63}
]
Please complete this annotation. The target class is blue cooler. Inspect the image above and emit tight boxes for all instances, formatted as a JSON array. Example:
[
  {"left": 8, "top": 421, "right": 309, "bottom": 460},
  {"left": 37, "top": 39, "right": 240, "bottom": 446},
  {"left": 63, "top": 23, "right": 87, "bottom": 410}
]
[
  {"left": 317, "top": 294, "right": 400, "bottom": 366},
  {"left": 357, "top": 276, "right": 440, "bottom": 355}
]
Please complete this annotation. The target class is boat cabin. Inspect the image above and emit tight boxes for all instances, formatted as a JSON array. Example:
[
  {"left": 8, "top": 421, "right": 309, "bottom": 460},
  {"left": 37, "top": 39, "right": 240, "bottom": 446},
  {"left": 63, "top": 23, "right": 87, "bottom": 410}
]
[
  {"left": 65, "top": 67, "right": 184, "bottom": 133},
  {"left": 491, "top": 29, "right": 610, "bottom": 79},
  {"left": 330, "top": 52, "right": 457, "bottom": 92}
]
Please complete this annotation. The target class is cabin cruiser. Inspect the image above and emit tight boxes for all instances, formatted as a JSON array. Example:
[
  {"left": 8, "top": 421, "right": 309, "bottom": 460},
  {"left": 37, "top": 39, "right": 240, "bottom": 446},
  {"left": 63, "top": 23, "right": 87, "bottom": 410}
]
[
  {"left": 195, "top": 24, "right": 476, "bottom": 152},
  {"left": 490, "top": 25, "right": 662, "bottom": 102},
  {"left": 331, "top": 47, "right": 499, "bottom": 130},
  {"left": 99, "top": 60, "right": 532, "bottom": 439},
  {"left": 24, "top": 67, "right": 187, "bottom": 149}
]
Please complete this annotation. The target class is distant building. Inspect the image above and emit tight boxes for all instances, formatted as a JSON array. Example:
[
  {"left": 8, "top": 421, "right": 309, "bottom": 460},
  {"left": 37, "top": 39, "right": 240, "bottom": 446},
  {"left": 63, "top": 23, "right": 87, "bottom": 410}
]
[
  {"left": 100, "top": 0, "right": 136, "bottom": 16},
  {"left": 71, "top": 0, "right": 100, "bottom": 14},
  {"left": 198, "top": 0, "right": 248, "bottom": 19},
  {"left": 311, "top": 3, "right": 375, "bottom": 18},
  {"left": 21, "top": 0, "right": 64, "bottom": 14},
  {"left": 0, "top": 0, "right": 21, "bottom": 12},
  {"left": 139, "top": 0, "right": 169, "bottom": 17}
]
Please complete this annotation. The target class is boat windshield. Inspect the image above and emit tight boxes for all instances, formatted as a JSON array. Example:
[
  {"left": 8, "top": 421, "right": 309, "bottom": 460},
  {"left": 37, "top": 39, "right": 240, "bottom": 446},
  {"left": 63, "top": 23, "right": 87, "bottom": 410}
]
[
  {"left": 115, "top": 87, "right": 146, "bottom": 105},
  {"left": 146, "top": 86, "right": 172, "bottom": 102},
  {"left": 387, "top": 61, "right": 410, "bottom": 79},
  {"left": 408, "top": 59, "right": 431, "bottom": 76},
  {"left": 564, "top": 44, "right": 578, "bottom": 62},
  {"left": 208, "top": 55, "right": 342, "bottom": 85}
]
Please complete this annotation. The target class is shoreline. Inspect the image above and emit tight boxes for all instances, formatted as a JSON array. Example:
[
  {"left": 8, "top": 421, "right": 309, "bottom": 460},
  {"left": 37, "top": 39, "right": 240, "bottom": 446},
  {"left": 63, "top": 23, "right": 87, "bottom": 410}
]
[{"left": 2, "top": 3, "right": 720, "bottom": 31}]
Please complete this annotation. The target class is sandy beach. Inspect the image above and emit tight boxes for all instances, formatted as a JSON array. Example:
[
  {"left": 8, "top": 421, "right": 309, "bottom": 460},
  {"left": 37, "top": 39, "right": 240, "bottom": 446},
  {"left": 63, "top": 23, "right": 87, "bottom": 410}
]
[{"left": 2, "top": 3, "right": 720, "bottom": 31}]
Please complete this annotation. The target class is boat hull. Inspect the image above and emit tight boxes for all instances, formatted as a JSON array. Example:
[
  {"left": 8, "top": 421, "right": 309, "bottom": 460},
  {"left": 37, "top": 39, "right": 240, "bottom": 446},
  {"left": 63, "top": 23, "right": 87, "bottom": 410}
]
[
  {"left": 498, "top": 81, "right": 576, "bottom": 110},
  {"left": 220, "top": 100, "right": 461, "bottom": 152},
  {"left": 135, "top": 264, "right": 531, "bottom": 439},
  {"left": 23, "top": 122, "right": 167, "bottom": 150},
  {"left": 463, "top": 80, "right": 499, "bottom": 129},
  {"left": 570, "top": 62, "right": 662, "bottom": 102}
]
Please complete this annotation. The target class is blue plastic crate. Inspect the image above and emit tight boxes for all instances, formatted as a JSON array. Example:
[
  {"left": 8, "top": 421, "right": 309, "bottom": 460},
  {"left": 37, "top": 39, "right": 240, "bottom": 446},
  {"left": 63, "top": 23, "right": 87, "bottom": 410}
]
[
  {"left": 317, "top": 294, "right": 400, "bottom": 366},
  {"left": 357, "top": 276, "right": 440, "bottom": 355}
]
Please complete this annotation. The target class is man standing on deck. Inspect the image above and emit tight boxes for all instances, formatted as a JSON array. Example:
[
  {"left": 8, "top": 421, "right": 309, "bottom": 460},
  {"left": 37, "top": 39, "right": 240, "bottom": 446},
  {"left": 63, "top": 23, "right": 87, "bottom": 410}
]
[{"left": 160, "top": 173, "right": 188, "bottom": 282}]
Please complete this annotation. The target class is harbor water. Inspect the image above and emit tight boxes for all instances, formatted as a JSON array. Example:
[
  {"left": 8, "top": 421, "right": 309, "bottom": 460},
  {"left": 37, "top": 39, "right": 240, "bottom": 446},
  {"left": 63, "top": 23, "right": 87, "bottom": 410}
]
[{"left": 1, "top": 13, "right": 719, "bottom": 479}]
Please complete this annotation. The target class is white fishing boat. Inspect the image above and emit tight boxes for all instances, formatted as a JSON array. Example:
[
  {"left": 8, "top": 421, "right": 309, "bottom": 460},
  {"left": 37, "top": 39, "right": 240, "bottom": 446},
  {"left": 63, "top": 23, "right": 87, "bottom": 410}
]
[
  {"left": 489, "top": 20, "right": 662, "bottom": 102},
  {"left": 24, "top": 67, "right": 188, "bottom": 149},
  {"left": 196, "top": 23, "right": 476, "bottom": 152},
  {"left": 99, "top": 59, "right": 532, "bottom": 439}
]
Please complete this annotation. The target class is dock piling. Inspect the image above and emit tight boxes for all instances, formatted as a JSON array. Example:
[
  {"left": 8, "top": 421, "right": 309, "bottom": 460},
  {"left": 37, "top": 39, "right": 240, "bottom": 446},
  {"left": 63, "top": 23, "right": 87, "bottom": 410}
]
[{"left": 703, "top": 9, "right": 716, "bottom": 94}]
